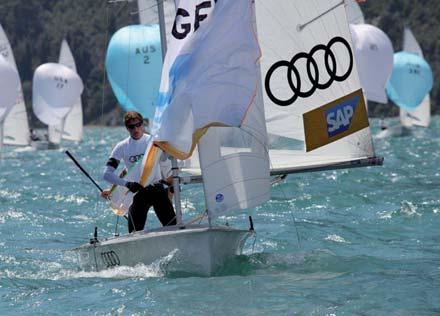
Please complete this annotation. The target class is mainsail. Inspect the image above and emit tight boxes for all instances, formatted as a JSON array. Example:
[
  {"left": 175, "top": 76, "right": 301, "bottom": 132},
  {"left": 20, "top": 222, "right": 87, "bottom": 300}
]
[
  {"left": 0, "top": 23, "right": 30, "bottom": 146},
  {"left": 48, "top": 39, "right": 83, "bottom": 144},
  {"left": 399, "top": 27, "right": 431, "bottom": 128},
  {"left": 256, "top": 0, "right": 379, "bottom": 174}
]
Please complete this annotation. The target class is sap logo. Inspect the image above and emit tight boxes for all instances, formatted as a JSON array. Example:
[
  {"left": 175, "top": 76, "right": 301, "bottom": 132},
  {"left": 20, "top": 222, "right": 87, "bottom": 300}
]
[
  {"left": 326, "top": 97, "right": 359, "bottom": 137},
  {"left": 172, "top": 0, "right": 217, "bottom": 40}
]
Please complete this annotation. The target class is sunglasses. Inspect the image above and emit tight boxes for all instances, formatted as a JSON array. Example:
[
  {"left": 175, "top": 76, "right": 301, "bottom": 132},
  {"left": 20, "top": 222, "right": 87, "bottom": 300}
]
[{"left": 126, "top": 121, "right": 143, "bottom": 129}]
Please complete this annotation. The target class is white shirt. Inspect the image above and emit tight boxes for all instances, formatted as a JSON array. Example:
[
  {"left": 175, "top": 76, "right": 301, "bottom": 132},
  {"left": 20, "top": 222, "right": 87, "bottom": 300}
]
[{"left": 103, "top": 134, "right": 171, "bottom": 187}]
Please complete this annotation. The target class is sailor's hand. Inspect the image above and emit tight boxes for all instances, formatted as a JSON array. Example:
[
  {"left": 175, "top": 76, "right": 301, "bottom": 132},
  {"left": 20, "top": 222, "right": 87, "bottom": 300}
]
[
  {"left": 101, "top": 189, "right": 112, "bottom": 200},
  {"left": 125, "top": 182, "right": 143, "bottom": 193}
]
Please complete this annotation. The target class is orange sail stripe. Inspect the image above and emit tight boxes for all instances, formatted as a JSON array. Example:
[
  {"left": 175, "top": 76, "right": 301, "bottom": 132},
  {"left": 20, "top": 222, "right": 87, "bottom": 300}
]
[{"left": 139, "top": 144, "right": 161, "bottom": 186}]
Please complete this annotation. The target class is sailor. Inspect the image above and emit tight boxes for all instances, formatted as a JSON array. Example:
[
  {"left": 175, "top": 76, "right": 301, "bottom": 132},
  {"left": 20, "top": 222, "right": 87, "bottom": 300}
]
[{"left": 101, "top": 111, "right": 176, "bottom": 233}]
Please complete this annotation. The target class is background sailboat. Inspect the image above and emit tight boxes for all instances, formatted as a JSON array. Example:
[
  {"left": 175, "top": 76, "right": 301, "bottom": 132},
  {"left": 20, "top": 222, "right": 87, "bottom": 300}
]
[
  {"left": 0, "top": 55, "right": 21, "bottom": 155},
  {"left": 32, "top": 62, "right": 84, "bottom": 149},
  {"left": 399, "top": 27, "right": 431, "bottom": 129},
  {"left": 383, "top": 29, "right": 433, "bottom": 138},
  {"left": 0, "top": 23, "right": 30, "bottom": 148},
  {"left": 349, "top": 24, "right": 394, "bottom": 105},
  {"left": 344, "top": 1, "right": 394, "bottom": 107},
  {"left": 48, "top": 39, "right": 84, "bottom": 145}
]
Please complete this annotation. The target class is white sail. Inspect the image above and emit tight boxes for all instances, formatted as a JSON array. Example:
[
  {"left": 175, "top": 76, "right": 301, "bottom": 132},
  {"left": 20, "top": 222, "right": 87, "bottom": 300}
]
[
  {"left": 137, "top": 0, "right": 270, "bottom": 219},
  {"left": 197, "top": 0, "right": 270, "bottom": 218},
  {"left": 344, "top": 0, "right": 365, "bottom": 24},
  {"left": 403, "top": 27, "right": 423, "bottom": 57},
  {"left": 49, "top": 39, "right": 83, "bottom": 143},
  {"left": 400, "top": 27, "right": 430, "bottom": 128},
  {"left": 350, "top": 24, "right": 394, "bottom": 104},
  {"left": 32, "top": 63, "right": 84, "bottom": 127},
  {"left": 0, "top": 55, "right": 20, "bottom": 122},
  {"left": 256, "top": 0, "right": 377, "bottom": 173},
  {"left": 0, "top": 24, "right": 30, "bottom": 146},
  {"left": 0, "top": 55, "right": 20, "bottom": 152}
]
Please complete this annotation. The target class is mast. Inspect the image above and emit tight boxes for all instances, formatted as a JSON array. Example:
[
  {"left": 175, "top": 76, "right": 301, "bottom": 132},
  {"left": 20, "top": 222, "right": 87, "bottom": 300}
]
[{"left": 157, "top": 0, "right": 183, "bottom": 225}]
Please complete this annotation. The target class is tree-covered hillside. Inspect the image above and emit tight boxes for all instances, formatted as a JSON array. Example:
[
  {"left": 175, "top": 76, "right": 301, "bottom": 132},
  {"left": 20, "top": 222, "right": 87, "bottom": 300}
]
[{"left": 0, "top": 0, "right": 439, "bottom": 126}]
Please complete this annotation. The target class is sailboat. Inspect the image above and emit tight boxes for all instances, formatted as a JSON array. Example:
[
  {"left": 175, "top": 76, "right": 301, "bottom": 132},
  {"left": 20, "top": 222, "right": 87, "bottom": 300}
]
[
  {"left": 0, "top": 24, "right": 31, "bottom": 149},
  {"left": 0, "top": 55, "right": 21, "bottom": 155},
  {"left": 399, "top": 27, "right": 431, "bottom": 129},
  {"left": 349, "top": 24, "right": 394, "bottom": 105},
  {"left": 48, "top": 40, "right": 84, "bottom": 145},
  {"left": 73, "top": 0, "right": 382, "bottom": 276},
  {"left": 381, "top": 28, "right": 433, "bottom": 138},
  {"left": 344, "top": 1, "right": 394, "bottom": 106},
  {"left": 32, "top": 62, "right": 84, "bottom": 149}
]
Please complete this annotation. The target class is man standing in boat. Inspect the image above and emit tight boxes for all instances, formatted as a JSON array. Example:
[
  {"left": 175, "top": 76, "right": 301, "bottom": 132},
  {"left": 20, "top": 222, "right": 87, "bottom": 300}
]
[{"left": 101, "top": 111, "right": 177, "bottom": 232}]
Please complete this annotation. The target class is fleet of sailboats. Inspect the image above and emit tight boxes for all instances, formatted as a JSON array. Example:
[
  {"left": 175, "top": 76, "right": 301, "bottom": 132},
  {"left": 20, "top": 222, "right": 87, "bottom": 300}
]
[
  {"left": 0, "top": 23, "right": 84, "bottom": 151},
  {"left": 344, "top": 1, "right": 433, "bottom": 138}
]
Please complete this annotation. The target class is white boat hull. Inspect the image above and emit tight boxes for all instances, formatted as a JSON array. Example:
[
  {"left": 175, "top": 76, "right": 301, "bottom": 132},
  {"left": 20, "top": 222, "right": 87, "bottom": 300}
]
[
  {"left": 73, "top": 224, "right": 253, "bottom": 276},
  {"left": 31, "top": 140, "right": 59, "bottom": 150}
]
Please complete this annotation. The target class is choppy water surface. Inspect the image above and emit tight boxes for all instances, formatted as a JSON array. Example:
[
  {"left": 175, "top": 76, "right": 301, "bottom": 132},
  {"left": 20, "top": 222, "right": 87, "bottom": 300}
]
[{"left": 1, "top": 118, "right": 439, "bottom": 315}]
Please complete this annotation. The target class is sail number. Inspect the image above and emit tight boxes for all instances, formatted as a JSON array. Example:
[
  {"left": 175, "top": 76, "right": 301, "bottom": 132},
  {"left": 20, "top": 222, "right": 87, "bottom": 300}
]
[
  {"left": 54, "top": 76, "right": 68, "bottom": 89},
  {"left": 172, "top": 0, "right": 217, "bottom": 40},
  {"left": 135, "top": 45, "right": 157, "bottom": 64}
]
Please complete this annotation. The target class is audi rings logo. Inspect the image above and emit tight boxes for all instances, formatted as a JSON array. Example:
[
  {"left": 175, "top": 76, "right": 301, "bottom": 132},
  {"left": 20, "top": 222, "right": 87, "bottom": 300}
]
[
  {"left": 265, "top": 36, "right": 353, "bottom": 106},
  {"left": 101, "top": 250, "right": 120, "bottom": 267}
]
